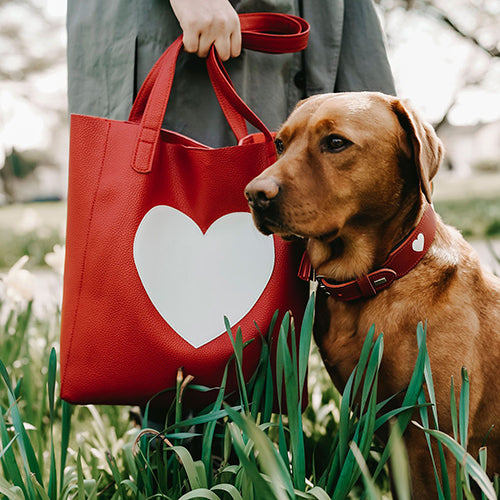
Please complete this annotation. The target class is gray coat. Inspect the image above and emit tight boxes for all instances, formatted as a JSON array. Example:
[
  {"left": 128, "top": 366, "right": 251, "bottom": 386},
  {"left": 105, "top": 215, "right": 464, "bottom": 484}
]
[{"left": 67, "top": 0, "right": 395, "bottom": 147}]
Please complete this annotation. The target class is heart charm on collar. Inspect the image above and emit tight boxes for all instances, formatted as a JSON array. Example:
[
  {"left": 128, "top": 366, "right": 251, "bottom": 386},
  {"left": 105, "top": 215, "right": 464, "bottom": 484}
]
[{"left": 412, "top": 233, "right": 425, "bottom": 252}]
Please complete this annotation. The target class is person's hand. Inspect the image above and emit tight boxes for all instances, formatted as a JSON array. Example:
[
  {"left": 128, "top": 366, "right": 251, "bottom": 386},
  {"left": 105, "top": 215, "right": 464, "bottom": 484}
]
[{"left": 169, "top": 0, "right": 241, "bottom": 61}]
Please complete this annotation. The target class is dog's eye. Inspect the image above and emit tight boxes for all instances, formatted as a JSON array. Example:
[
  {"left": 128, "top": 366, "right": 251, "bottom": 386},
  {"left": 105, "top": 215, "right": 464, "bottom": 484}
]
[
  {"left": 321, "top": 135, "right": 351, "bottom": 153},
  {"left": 275, "top": 138, "right": 285, "bottom": 155}
]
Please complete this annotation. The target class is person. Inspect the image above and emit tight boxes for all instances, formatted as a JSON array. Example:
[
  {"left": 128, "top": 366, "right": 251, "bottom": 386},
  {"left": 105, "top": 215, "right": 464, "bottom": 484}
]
[{"left": 67, "top": 0, "right": 395, "bottom": 149}]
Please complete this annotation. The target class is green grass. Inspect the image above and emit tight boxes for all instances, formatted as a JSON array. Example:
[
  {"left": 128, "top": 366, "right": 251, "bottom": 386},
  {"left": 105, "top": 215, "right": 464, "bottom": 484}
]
[
  {"left": 434, "top": 197, "right": 500, "bottom": 239},
  {"left": 0, "top": 293, "right": 498, "bottom": 499},
  {"left": 0, "top": 202, "right": 65, "bottom": 270}
]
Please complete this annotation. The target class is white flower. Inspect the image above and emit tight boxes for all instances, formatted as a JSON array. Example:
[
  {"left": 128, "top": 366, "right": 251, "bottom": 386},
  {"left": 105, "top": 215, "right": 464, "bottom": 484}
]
[
  {"left": 2, "top": 255, "right": 36, "bottom": 304},
  {"left": 44, "top": 244, "right": 65, "bottom": 275}
]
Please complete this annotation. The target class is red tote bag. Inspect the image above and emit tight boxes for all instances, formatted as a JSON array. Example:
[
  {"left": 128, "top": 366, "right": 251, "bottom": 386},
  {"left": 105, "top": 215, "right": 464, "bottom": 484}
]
[{"left": 60, "top": 13, "right": 309, "bottom": 406}]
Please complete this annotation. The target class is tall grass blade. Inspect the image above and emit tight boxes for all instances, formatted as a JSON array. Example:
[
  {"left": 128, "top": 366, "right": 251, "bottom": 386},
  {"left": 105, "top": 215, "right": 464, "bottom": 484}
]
[
  {"left": 225, "top": 319, "right": 250, "bottom": 413},
  {"left": 226, "top": 421, "right": 277, "bottom": 499},
  {"left": 298, "top": 294, "right": 315, "bottom": 396},
  {"left": 451, "top": 377, "right": 462, "bottom": 499},
  {"left": 479, "top": 447, "right": 488, "bottom": 500},
  {"left": 450, "top": 376, "right": 458, "bottom": 440},
  {"left": 278, "top": 313, "right": 305, "bottom": 490},
  {"left": 374, "top": 403, "right": 428, "bottom": 431},
  {"left": 59, "top": 401, "right": 72, "bottom": 495},
  {"left": 76, "top": 449, "right": 85, "bottom": 500},
  {"left": 47, "top": 348, "right": 57, "bottom": 500},
  {"left": 0, "top": 415, "right": 25, "bottom": 495},
  {"left": 262, "top": 310, "right": 279, "bottom": 424},
  {"left": 358, "top": 376, "right": 378, "bottom": 458},
  {"left": 306, "top": 486, "right": 332, "bottom": 500},
  {"left": 337, "top": 369, "right": 355, "bottom": 471},
  {"left": 0, "top": 475, "right": 24, "bottom": 500},
  {"left": 413, "top": 422, "right": 497, "bottom": 500},
  {"left": 333, "top": 344, "right": 381, "bottom": 500},
  {"left": 168, "top": 445, "right": 207, "bottom": 490},
  {"left": 202, "top": 363, "right": 229, "bottom": 487},
  {"left": 352, "top": 324, "right": 376, "bottom": 400},
  {"left": 178, "top": 489, "right": 221, "bottom": 499},
  {"left": 226, "top": 407, "right": 293, "bottom": 500},
  {"left": 275, "top": 313, "right": 290, "bottom": 467},
  {"left": 166, "top": 406, "right": 242, "bottom": 431},
  {"left": 0, "top": 432, "right": 18, "bottom": 460},
  {"left": 349, "top": 442, "right": 379, "bottom": 500},
  {"left": 459, "top": 367, "right": 469, "bottom": 450},
  {"left": 418, "top": 390, "right": 446, "bottom": 500},
  {"left": 32, "top": 477, "right": 52, "bottom": 500},
  {"left": 389, "top": 421, "right": 411, "bottom": 500},
  {"left": 416, "top": 322, "right": 450, "bottom": 500},
  {"left": 0, "top": 358, "right": 41, "bottom": 498},
  {"left": 106, "top": 450, "right": 127, "bottom": 498},
  {"left": 211, "top": 483, "right": 244, "bottom": 500},
  {"left": 359, "top": 333, "right": 383, "bottom": 415},
  {"left": 373, "top": 325, "right": 426, "bottom": 483},
  {"left": 332, "top": 427, "right": 362, "bottom": 500},
  {"left": 250, "top": 332, "right": 268, "bottom": 421}
]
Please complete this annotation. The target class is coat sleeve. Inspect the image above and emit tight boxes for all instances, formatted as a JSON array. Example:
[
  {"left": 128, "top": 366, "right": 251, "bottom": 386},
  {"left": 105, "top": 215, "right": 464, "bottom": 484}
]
[{"left": 334, "top": 0, "right": 396, "bottom": 95}]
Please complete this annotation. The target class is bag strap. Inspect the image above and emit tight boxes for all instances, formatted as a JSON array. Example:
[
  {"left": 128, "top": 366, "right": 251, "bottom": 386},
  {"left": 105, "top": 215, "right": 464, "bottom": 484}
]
[
  {"left": 206, "top": 14, "right": 309, "bottom": 140},
  {"left": 129, "top": 13, "right": 308, "bottom": 124},
  {"left": 130, "top": 13, "right": 309, "bottom": 174}
]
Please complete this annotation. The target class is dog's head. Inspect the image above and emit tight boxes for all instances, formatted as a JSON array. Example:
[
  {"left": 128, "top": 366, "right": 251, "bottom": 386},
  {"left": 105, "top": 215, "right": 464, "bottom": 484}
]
[{"left": 245, "top": 92, "right": 443, "bottom": 244}]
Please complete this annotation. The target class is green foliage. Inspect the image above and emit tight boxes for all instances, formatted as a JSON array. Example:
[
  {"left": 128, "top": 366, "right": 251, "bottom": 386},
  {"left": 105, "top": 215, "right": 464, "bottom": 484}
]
[
  {"left": 0, "top": 293, "right": 498, "bottom": 499},
  {"left": 0, "top": 202, "right": 65, "bottom": 270},
  {"left": 434, "top": 197, "right": 500, "bottom": 238}
]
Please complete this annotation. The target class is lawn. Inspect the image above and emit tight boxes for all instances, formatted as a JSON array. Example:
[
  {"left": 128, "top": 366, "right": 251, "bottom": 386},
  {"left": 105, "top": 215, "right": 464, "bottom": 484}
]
[
  {"left": 1, "top": 295, "right": 498, "bottom": 499},
  {"left": 0, "top": 202, "right": 66, "bottom": 271}
]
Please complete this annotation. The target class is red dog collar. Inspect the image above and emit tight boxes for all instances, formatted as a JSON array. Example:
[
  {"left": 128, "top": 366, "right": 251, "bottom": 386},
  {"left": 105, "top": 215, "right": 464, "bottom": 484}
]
[{"left": 298, "top": 204, "right": 437, "bottom": 301}]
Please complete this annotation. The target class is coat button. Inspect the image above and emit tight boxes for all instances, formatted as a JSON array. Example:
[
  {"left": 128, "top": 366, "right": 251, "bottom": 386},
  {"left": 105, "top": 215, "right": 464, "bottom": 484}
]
[{"left": 294, "top": 70, "right": 306, "bottom": 90}]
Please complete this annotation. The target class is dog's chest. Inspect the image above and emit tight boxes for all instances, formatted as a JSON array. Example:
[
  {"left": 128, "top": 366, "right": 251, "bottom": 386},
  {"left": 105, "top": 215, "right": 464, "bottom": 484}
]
[
  {"left": 312, "top": 291, "right": 419, "bottom": 396},
  {"left": 312, "top": 292, "right": 366, "bottom": 391}
]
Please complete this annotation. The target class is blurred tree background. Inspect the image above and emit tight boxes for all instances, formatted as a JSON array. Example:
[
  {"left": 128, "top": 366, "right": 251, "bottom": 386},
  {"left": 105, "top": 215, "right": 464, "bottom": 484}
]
[
  {"left": 0, "top": 0, "right": 66, "bottom": 204},
  {"left": 1, "top": 0, "right": 499, "bottom": 204},
  {"left": 378, "top": 0, "right": 500, "bottom": 129},
  {"left": 0, "top": 0, "right": 499, "bottom": 207}
]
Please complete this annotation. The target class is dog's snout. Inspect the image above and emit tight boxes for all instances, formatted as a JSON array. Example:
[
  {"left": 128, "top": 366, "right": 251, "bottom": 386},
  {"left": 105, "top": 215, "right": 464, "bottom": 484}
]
[{"left": 245, "top": 178, "right": 280, "bottom": 210}]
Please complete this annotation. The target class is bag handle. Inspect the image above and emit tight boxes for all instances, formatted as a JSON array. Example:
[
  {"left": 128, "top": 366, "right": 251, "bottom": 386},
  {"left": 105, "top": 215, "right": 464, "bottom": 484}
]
[
  {"left": 130, "top": 13, "right": 309, "bottom": 174},
  {"left": 128, "top": 13, "right": 309, "bottom": 124},
  {"left": 204, "top": 14, "right": 309, "bottom": 141}
]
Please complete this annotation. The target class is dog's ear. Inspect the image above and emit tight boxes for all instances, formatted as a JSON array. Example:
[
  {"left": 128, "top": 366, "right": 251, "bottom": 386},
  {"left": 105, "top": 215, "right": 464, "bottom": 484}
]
[{"left": 392, "top": 98, "right": 444, "bottom": 203}]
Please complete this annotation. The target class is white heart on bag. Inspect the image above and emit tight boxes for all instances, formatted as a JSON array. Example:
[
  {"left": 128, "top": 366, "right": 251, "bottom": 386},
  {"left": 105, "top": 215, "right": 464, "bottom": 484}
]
[
  {"left": 412, "top": 233, "right": 425, "bottom": 252},
  {"left": 133, "top": 206, "right": 275, "bottom": 348}
]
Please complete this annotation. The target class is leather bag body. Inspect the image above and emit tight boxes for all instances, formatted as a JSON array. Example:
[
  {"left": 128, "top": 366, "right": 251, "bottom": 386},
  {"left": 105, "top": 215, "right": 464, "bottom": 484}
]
[{"left": 60, "top": 14, "right": 309, "bottom": 406}]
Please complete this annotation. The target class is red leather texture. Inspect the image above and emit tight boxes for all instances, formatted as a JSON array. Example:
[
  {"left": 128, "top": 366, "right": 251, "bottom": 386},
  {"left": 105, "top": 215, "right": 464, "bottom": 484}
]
[{"left": 60, "top": 13, "right": 309, "bottom": 407}]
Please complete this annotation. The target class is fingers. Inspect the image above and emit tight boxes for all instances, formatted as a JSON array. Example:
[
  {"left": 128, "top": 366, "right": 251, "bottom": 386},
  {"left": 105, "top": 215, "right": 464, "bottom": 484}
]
[
  {"left": 185, "top": 10, "right": 241, "bottom": 61},
  {"left": 229, "top": 28, "right": 242, "bottom": 59},
  {"left": 170, "top": 0, "right": 241, "bottom": 61}
]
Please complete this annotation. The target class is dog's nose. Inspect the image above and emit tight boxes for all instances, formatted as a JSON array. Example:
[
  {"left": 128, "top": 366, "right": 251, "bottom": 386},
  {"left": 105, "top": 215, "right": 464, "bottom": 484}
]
[{"left": 245, "top": 178, "right": 280, "bottom": 210}]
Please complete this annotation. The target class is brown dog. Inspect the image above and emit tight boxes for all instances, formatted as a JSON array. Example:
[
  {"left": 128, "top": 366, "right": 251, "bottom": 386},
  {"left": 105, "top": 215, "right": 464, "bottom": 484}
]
[{"left": 245, "top": 92, "right": 500, "bottom": 497}]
